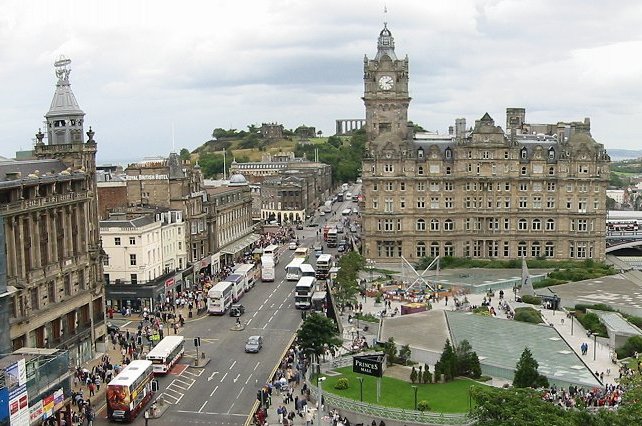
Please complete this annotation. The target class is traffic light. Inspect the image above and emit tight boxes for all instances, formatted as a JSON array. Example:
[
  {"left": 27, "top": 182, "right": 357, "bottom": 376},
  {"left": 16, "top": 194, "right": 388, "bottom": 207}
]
[{"left": 194, "top": 337, "right": 201, "bottom": 347}]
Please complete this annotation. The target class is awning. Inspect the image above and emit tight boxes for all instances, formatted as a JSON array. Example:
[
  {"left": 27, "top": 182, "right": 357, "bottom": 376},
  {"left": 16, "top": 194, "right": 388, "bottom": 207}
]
[{"left": 220, "top": 233, "right": 260, "bottom": 255}]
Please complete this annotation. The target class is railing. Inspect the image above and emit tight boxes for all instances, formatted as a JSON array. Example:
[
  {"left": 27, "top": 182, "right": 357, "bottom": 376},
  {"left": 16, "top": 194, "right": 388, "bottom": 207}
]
[
  {"left": 308, "top": 384, "right": 474, "bottom": 425},
  {"left": 0, "top": 191, "right": 88, "bottom": 213}
]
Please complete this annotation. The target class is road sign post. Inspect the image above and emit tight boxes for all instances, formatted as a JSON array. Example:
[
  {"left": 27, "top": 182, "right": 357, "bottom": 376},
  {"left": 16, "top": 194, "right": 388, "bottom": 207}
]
[{"left": 194, "top": 337, "right": 201, "bottom": 366}]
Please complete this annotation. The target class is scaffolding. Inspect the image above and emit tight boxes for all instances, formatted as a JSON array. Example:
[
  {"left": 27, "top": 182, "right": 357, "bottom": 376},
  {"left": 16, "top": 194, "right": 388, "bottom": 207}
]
[{"left": 401, "top": 256, "right": 439, "bottom": 294}]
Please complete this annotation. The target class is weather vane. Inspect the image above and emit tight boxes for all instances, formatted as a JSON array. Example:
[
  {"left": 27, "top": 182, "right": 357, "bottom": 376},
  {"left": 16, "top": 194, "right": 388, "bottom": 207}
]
[{"left": 54, "top": 55, "right": 72, "bottom": 82}]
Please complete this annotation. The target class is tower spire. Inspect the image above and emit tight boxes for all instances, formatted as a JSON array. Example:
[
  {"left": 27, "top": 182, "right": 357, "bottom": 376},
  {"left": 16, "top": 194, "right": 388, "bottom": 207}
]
[{"left": 46, "top": 55, "right": 85, "bottom": 144}]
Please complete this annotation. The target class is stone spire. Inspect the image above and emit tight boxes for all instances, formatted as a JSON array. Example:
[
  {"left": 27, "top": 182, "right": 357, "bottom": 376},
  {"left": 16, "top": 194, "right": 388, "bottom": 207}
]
[
  {"left": 45, "top": 56, "right": 85, "bottom": 144},
  {"left": 375, "top": 23, "right": 397, "bottom": 61}
]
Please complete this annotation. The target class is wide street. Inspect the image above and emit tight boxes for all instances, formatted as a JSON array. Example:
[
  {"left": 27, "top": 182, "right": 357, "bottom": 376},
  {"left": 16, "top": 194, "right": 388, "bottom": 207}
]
[{"left": 99, "top": 185, "right": 361, "bottom": 425}]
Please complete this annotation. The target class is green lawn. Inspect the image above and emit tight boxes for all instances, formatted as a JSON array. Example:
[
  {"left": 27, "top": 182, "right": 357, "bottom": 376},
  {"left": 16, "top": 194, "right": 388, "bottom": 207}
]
[{"left": 316, "top": 367, "right": 483, "bottom": 413}]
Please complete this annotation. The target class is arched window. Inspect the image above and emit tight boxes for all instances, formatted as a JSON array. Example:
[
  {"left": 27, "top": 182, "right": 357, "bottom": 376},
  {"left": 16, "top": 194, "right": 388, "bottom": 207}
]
[
  {"left": 518, "top": 241, "right": 527, "bottom": 257},
  {"left": 417, "top": 166, "right": 424, "bottom": 175},
  {"left": 548, "top": 147, "right": 555, "bottom": 160},
  {"left": 444, "top": 241, "right": 454, "bottom": 257},
  {"left": 545, "top": 241, "right": 555, "bottom": 257},
  {"left": 430, "top": 219, "right": 440, "bottom": 231},
  {"left": 445, "top": 166, "right": 452, "bottom": 175},
  {"left": 416, "top": 219, "right": 426, "bottom": 231},
  {"left": 518, "top": 219, "right": 528, "bottom": 230},
  {"left": 444, "top": 219, "right": 454, "bottom": 231},
  {"left": 416, "top": 242, "right": 426, "bottom": 258},
  {"left": 445, "top": 147, "right": 452, "bottom": 159},
  {"left": 521, "top": 148, "right": 528, "bottom": 159},
  {"left": 418, "top": 148, "right": 424, "bottom": 158},
  {"left": 546, "top": 219, "right": 555, "bottom": 231},
  {"left": 430, "top": 242, "right": 440, "bottom": 258},
  {"left": 521, "top": 166, "right": 527, "bottom": 175},
  {"left": 532, "top": 219, "right": 541, "bottom": 231},
  {"left": 531, "top": 241, "right": 541, "bottom": 258}
]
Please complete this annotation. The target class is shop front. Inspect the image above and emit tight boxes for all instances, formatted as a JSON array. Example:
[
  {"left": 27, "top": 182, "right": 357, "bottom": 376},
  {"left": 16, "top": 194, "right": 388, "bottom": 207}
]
[
  {"left": 105, "top": 281, "right": 166, "bottom": 313},
  {"left": 220, "top": 233, "right": 260, "bottom": 265}
]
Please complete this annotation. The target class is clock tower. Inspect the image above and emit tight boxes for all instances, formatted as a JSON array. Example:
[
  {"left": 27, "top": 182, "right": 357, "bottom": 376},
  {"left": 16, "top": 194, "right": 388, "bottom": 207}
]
[{"left": 362, "top": 23, "right": 411, "bottom": 150}]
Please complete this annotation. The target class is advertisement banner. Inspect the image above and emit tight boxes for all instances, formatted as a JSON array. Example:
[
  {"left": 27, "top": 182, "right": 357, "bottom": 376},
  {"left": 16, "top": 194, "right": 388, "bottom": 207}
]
[
  {"left": 42, "top": 394, "right": 55, "bottom": 419},
  {"left": 29, "top": 400, "right": 43, "bottom": 423},
  {"left": 8, "top": 359, "right": 29, "bottom": 426},
  {"left": 53, "top": 388, "right": 65, "bottom": 411}
]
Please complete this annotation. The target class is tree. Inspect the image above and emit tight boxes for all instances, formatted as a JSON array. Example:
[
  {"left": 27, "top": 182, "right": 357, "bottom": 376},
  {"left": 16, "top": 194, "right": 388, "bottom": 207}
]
[
  {"left": 398, "top": 344, "right": 412, "bottom": 365},
  {"left": 296, "top": 312, "right": 342, "bottom": 366},
  {"left": 179, "top": 148, "right": 191, "bottom": 161},
  {"left": 382, "top": 337, "right": 397, "bottom": 366},
  {"left": 327, "top": 135, "right": 342, "bottom": 148},
  {"left": 434, "top": 339, "right": 457, "bottom": 381},
  {"left": 422, "top": 363, "right": 432, "bottom": 384},
  {"left": 410, "top": 366, "right": 418, "bottom": 384},
  {"left": 455, "top": 340, "right": 481, "bottom": 379},
  {"left": 513, "top": 347, "right": 549, "bottom": 389}
]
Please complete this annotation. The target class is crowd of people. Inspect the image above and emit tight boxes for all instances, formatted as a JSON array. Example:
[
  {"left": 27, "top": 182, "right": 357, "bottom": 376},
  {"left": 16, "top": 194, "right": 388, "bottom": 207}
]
[
  {"left": 70, "top": 354, "right": 116, "bottom": 425},
  {"left": 542, "top": 384, "right": 624, "bottom": 408}
]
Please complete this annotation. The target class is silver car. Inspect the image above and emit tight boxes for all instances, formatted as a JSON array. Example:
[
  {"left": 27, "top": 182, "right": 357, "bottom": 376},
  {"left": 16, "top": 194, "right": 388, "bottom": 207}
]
[{"left": 245, "top": 336, "right": 263, "bottom": 353}]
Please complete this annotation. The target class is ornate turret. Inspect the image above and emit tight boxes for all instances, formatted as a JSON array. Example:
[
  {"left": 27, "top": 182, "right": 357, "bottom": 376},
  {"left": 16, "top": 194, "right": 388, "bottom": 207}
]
[{"left": 45, "top": 56, "right": 85, "bottom": 145}]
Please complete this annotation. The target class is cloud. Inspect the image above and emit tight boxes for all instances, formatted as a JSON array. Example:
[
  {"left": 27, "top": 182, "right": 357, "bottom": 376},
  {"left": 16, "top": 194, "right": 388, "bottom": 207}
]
[{"left": 0, "top": 0, "right": 641, "bottom": 162}]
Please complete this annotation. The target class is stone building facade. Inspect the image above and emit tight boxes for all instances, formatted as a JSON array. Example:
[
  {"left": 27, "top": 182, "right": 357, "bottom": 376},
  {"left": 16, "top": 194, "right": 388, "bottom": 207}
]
[
  {"left": 124, "top": 156, "right": 209, "bottom": 269},
  {"left": 361, "top": 24, "right": 611, "bottom": 263},
  {"left": 204, "top": 175, "right": 256, "bottom": 264},
  {"left": 0, "top": 58, "right": 105, "bottom": 365}
]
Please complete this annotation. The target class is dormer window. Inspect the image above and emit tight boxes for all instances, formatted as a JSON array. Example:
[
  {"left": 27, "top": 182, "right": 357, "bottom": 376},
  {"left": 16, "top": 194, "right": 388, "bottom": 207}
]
[
  {"left": 417, "top": 148, "right": 424, "bottom": 158},
  {"left": 521, "top": 148, "right": 528, "bottom": 159},
  {"left": 548, "top": 147, "right": 555, "bottom": 160},
  {"left": 445, "top": 148, "right": 452, "bottom": 159}
]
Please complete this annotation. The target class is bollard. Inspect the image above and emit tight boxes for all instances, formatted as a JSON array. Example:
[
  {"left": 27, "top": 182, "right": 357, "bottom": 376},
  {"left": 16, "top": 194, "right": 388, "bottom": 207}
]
[{"left": 188, "top": 310, "right": 193, "bottom": 318}]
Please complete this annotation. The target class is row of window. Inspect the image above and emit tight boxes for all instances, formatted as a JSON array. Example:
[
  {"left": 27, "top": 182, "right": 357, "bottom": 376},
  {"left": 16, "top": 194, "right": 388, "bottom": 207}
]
[
  {"left": 375, "top": 240, "right": 593, "bottom": 259},
  {"left": 372, "top": 180, "right": 599, "bottom": 193},
  {"left": 375, "top": 162, "right": 594, "bottom": 177},
  {"left": 378, "top": 218, "right": 595, "bottom": 232},
  {"left": 373, "top": 197, "right": 599, "bottom": 212}
]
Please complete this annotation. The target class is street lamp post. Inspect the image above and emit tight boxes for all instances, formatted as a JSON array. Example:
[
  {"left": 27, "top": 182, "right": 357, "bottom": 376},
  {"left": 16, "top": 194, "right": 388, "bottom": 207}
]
[
  {"left": 317, "top": 377, "right": 326, "bottom": 426},
  {"left": 593, "top": 333, "right": 597, "bottom": 361},
  {"left": 411, "top": 385, "right": 418, "bottom": 410},
  {"left": 357, "top": 377, "right": 364, "bottom": 402}
]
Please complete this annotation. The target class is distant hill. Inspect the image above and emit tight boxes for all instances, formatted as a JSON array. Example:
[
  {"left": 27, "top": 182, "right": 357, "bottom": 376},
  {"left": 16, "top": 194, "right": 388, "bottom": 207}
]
[{"left": 605, "top": 149, "right": 642, "bottom": 161}]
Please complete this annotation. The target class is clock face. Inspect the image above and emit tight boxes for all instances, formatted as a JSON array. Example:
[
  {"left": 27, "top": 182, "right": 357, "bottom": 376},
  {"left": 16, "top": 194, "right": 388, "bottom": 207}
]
[{"left": 378, "top": 75, "right": 394, "bottom": 90}]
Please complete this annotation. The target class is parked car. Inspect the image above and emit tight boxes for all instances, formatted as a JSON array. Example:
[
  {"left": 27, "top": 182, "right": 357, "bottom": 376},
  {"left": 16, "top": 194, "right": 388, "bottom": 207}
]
[
  {"left": 230, "top": 304, "right": 245, "bottom": 317},
  {"left": 296, "top": 224, "right": 304, "bottom": 230},
  {"left": 245, "top": 335, "right": 263, "bottom": 353}
]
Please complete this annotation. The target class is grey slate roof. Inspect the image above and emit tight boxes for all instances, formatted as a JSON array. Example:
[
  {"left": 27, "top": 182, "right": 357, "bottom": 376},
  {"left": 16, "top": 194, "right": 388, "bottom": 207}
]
[{"left": 0, "top": 158, "right": 68, "bottom": 182}]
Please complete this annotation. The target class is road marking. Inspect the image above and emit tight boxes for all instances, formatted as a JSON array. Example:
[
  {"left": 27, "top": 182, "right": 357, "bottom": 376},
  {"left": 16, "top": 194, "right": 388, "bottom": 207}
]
[
  {"left": 207, "top": 371, "right": 219, "bottom": 381},
  {"left": 168, "top": 382, "right": 188, "bottom": 390},
  {"left": 174, "top": 378, "right": 194, "bottom": 386},
  {"left": 230, "top": 360, "right": 237, "bottom": 369},
  {"left": 254, "top": 362, "right": 261, "bottom": 371},
  {"left": 176, "top": 410, "right": 247, "bottom": 417},
  {"left": 198, "top": 400, "right": 208, "bottom": 413},
  {"left": 209, "top": 385, "right": 219, "bottom": 397},
  {"left": 220, "top": 372, "right": 228, "bottom": 382},
  {"left": 237, "top": 386, "right": 245, "bottom": 399},
  {"left": 270, "top": 303, "right": 275, "bottom": 308},
  {"left": 246, "top": 318, "right": 253, "bottom": 326},
  {"left": 262, "top": 323, "right": 268, "bottom": 330},
  {"left": 252, "top": 311, "right": 258, "bottom": 318},
  {"left": 259, "top": 303, "right": 265, "bottom": 310},
  {"left": 278, "top": 302, "right": 284, "bottom": 309},
  {"left": 233, "top": 373, "right": 240, "bottom": 383}
]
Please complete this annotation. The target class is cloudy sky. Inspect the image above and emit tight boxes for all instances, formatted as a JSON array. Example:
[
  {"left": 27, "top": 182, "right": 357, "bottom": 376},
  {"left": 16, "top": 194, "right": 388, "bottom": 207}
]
[{"left": 2, "top": 0, "right": 642, "bottom": 163}]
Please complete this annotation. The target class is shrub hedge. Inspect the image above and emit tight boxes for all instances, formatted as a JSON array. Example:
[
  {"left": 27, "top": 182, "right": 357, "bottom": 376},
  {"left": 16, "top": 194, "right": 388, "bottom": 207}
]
[
  {"left": 514, "top": 307, "right": 543, "bottom": 324},
  {"left": 520, "top": 295, "right": 542, "bottom": 305}
]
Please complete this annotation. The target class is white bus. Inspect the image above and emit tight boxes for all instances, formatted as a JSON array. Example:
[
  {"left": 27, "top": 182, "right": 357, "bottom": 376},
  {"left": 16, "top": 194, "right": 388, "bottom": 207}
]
[
  {"left": 295, "top": 277, "right": 316, "bottom": 309},
  {"left": 225, "top": 275, "right": 245, "bottom": 302},
  {"left": 300, "top": 264, "right": 316, "bottom": 279},
  {"left": 261, "top": 255, "right": 275, "bottom": 282},
  {"left": 234, "top": 263, "right": 260, "bottom": 291},
  {"left": 207, "top": 281, "right": 234, "bottom": 315},
  {"left": 263, "top": 244, "right": 280, "bottom": 265},
  {"left": 294, "top": 247, "right": 309, "bottom": 261},
  {"left": 146, "top": 336, "right": 185, "bottom": 374},
  {"left": 315, "top": 254, "right": 333, "bottom": 279},
  {"left": 106, "top": 360, "right": 155, "bottom": 422},
  {"left": 285, "top": 258, "right": 306, "bottom": 281}
]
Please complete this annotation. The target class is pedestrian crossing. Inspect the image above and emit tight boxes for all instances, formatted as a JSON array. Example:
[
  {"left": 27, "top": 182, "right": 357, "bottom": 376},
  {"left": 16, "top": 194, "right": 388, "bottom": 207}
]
[{"left": 158, "top": 368, "right": 204, "bottom": 405}]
